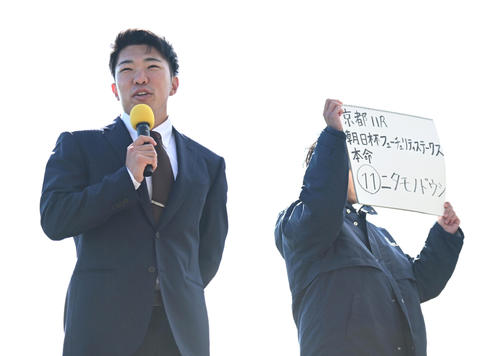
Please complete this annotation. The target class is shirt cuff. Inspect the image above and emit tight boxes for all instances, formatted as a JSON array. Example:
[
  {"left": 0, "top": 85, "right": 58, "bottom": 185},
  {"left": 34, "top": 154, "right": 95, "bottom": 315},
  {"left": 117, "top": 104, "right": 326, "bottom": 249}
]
[{"left": 127, "top": 168, "right": 141, "bottom": 190}]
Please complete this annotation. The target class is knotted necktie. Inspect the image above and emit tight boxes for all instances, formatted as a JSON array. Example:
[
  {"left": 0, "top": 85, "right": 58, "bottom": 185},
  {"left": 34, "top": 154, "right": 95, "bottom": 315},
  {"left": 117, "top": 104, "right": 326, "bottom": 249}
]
[{"left": 150, "top": 131, "right": 174, "bottom": 224}]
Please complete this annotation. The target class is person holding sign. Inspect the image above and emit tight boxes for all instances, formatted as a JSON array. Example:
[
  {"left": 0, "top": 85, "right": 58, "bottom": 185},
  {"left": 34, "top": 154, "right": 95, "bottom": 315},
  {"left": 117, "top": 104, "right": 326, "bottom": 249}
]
[{"left": 274, "top": 99, "right": 463, "bottom": 356}]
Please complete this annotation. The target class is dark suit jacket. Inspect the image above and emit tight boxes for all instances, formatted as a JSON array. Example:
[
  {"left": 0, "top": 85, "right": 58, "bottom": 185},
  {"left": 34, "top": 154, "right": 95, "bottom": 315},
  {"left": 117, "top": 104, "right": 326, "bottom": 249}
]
[
  {"left": 40, "top": 118, "right": 228, "bottom": 356},
  {"left": 275, "top": 127, "right": 463, "bottom": 356}
]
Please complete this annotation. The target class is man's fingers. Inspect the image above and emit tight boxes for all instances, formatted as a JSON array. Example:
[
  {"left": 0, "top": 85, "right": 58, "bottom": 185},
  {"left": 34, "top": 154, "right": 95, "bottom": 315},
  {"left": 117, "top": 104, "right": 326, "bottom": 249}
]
[
  {"left": 138, "top": 150, "right": 157, "bottom": 161},
  {"left": 442, "top": 202, "right": 454, "bottom": 216},
  {"left": 327, "top": 98, "right": 342, "bottom": 106},
  {"left": 127, "top": 145, "right": 157, "bottom": 165},
  {"left": 324, "top": 99, "right": 343, "bottom": 115},
  {"left": 134, "top": 145, "right": 157, "bottom": 154},
  {"left": 446, "top": 216, "right": 458, "bottom": 226},
  {"left": 136, "top": 152, "right": 157, "bottom": 168},
  {"left": 327, "top": 100, "right": 341, "bottom": 114},
  {"left": 323, "top": 98, "right": 344, "bottom": 131},
  {"left": 126, "top": 136, "right": 159, "bottom": 182},
  {"left": 437, "top": 202, "right": 460, "bottom": 233},
  {"left": 134, "top": 135, "right": 157, "bottom": 146},
  {"left": 324, "top": 100, "right": 337, "bottom": 117},
  {"left": 442, "top": 207, "right": 459, "bottom": 227},
  {"left": 446, "top": 212, "right": 457, "bottom": 224}
]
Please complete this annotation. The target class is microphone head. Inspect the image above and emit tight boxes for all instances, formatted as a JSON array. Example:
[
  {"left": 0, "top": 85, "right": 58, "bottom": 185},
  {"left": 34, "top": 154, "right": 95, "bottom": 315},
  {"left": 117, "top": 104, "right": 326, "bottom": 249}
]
[{"left": 130, "top": 104, "right": 155, "bottom": 129}]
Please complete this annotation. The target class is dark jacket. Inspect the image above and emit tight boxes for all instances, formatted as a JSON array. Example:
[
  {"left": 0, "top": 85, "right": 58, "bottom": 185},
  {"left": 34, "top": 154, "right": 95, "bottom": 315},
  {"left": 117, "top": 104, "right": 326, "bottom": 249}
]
[
  {"left": 275, "top": 127, "right": 463, "bottom": 356},
  {"left": 40, "top": 118, "right": 228, "bottom": 356}
]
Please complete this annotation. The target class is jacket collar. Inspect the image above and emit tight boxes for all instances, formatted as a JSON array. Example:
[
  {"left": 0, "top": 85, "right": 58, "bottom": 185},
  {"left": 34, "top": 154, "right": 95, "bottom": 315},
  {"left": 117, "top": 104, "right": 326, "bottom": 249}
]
[
  {"left": 103, "top": 118, "right": 153, "bottom": 224},
  {"left": 155, "top": 128, "right": 196, "bottom": 230},
  {"left": 102, "top": 117, "right": 132, "bottom": 164},
  {"left": 102, "top": 118, "right": 196, "bottom": 229},
  {"left": 346, "top": 203, "right": 377, "bottom": 216}
]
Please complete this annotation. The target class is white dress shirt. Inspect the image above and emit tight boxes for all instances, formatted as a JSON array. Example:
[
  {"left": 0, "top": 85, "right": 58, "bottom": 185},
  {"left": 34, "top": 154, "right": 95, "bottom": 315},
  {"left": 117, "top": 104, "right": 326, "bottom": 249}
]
[{"left": 121, "top": 113, "right": 178, "bottom": 199}]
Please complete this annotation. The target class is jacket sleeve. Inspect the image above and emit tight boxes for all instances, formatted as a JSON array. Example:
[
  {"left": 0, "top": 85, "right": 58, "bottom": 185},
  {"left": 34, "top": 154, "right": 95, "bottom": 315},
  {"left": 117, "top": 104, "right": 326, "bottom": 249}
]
[
  {"left": 275, "top": 127, "right": 349, "bottom": 259},
  {"left": 410, "top": 223, "right": 464, "bottom": 302},
  {"left": 198, "top": 156, "right": 228, "bottom": 287},
  {"left": 40, "top": 132, "right": 140, "bottom": 240}
]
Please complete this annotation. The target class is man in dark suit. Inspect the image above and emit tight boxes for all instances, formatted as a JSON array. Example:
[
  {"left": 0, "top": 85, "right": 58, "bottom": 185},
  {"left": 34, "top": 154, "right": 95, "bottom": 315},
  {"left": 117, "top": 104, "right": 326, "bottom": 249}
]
[{"left": 40, "top": 29, "right": 228, "bottom": 356}]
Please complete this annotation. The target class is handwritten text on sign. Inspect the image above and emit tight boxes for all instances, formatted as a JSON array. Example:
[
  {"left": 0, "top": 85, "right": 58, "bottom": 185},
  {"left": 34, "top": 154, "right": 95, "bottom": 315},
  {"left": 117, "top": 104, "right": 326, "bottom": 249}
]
[{"left": 343, "top": 105, "right": 446, "bottom": 215}]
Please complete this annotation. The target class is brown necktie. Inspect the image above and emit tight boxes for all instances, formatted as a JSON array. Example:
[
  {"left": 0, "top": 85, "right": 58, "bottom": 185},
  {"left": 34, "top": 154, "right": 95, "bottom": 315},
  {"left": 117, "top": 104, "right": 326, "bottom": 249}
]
[{"left": 150, "top": 131, "right": 174, "bottom": 223}]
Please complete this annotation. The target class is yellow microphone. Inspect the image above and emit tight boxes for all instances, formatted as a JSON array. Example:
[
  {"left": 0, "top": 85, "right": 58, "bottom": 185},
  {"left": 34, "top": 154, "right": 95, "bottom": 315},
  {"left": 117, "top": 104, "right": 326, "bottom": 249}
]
[{"left": 130, "top": 104, "right": 155, "bottom": 177}]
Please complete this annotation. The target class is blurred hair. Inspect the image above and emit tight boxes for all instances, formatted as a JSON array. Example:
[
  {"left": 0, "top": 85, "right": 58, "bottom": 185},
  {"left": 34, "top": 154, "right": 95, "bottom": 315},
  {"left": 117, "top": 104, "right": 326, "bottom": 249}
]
[{"left": 305, "top": 141, "right": 317, "bottom": 166}]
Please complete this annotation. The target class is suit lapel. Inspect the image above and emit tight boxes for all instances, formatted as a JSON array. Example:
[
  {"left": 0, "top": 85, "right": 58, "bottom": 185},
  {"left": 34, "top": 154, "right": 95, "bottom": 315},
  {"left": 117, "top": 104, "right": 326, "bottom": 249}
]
[
  {"left": 137, "top": 181, "right": 156, "bottom": 226},
  {"left": 103, "top": 118, "right": 132, "bottom": 164},
  {"left": 103, "top": 118, "right": 155, "bottom": 226},
  {"left": 157, "top": 128, "right": 195, "bottom": 230}
]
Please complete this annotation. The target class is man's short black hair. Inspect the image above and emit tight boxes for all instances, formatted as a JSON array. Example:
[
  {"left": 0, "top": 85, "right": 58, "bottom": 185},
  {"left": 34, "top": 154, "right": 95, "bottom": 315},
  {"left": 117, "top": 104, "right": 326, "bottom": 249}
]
[{"left": 109, "top": 29, "right": 179, "bottom": 79}]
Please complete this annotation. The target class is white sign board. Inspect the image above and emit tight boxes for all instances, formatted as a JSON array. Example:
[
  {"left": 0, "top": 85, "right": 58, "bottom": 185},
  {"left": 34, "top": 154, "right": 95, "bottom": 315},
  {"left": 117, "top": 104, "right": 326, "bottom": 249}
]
[{"left": 342, "top": 105, "right": 446, "bottom": 215}]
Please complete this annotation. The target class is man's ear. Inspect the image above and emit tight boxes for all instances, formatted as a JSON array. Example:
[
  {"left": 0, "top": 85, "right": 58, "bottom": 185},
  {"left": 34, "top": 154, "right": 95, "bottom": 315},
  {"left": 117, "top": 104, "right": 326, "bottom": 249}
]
[
  {"left": 111, "top": 83, "right": 120, "bottom": 100},
  {"left": 169, "top": 77, "right": 179, "bottom": 96}
]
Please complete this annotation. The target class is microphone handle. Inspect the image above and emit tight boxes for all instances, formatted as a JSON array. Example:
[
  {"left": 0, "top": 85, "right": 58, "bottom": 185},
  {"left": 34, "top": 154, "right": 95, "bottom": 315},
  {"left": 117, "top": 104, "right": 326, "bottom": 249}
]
[
  {"left": 136, "top": 123, "right": 154, "bottom": 177},
  {"left": 144, "top": 164, "right": 154, "bottom": 177}
]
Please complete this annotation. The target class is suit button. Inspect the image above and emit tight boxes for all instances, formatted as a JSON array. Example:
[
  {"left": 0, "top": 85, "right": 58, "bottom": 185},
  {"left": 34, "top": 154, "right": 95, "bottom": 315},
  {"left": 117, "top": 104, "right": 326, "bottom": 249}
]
[
  {"left": 148, "top": 266, "right": 156, "bottom": 273},
  {"left": 353, "top": 221, "right": 359, "bottom": 226},
  {"left": 155, "top": 232, "right": 160, "bottom": 239}
]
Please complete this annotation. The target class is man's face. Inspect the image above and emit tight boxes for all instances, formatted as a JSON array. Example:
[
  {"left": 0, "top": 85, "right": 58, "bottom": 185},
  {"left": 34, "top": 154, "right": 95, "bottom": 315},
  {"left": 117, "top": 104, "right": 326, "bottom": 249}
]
[{"left": 111, "top": 44, "right": 178, "bottom": 127}]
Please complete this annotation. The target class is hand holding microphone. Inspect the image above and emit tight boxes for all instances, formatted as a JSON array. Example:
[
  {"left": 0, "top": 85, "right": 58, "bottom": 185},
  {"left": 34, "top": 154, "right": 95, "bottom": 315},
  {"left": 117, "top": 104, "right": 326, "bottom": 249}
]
[{"left": 126, "top": 104, "right": 157, "bottom": 182}]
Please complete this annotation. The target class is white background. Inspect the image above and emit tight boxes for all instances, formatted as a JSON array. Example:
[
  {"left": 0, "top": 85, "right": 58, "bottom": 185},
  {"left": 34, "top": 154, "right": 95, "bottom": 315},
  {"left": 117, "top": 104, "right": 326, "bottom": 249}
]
[{"left": 1, "top": 1, "right": 498, "bottom": 355}]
